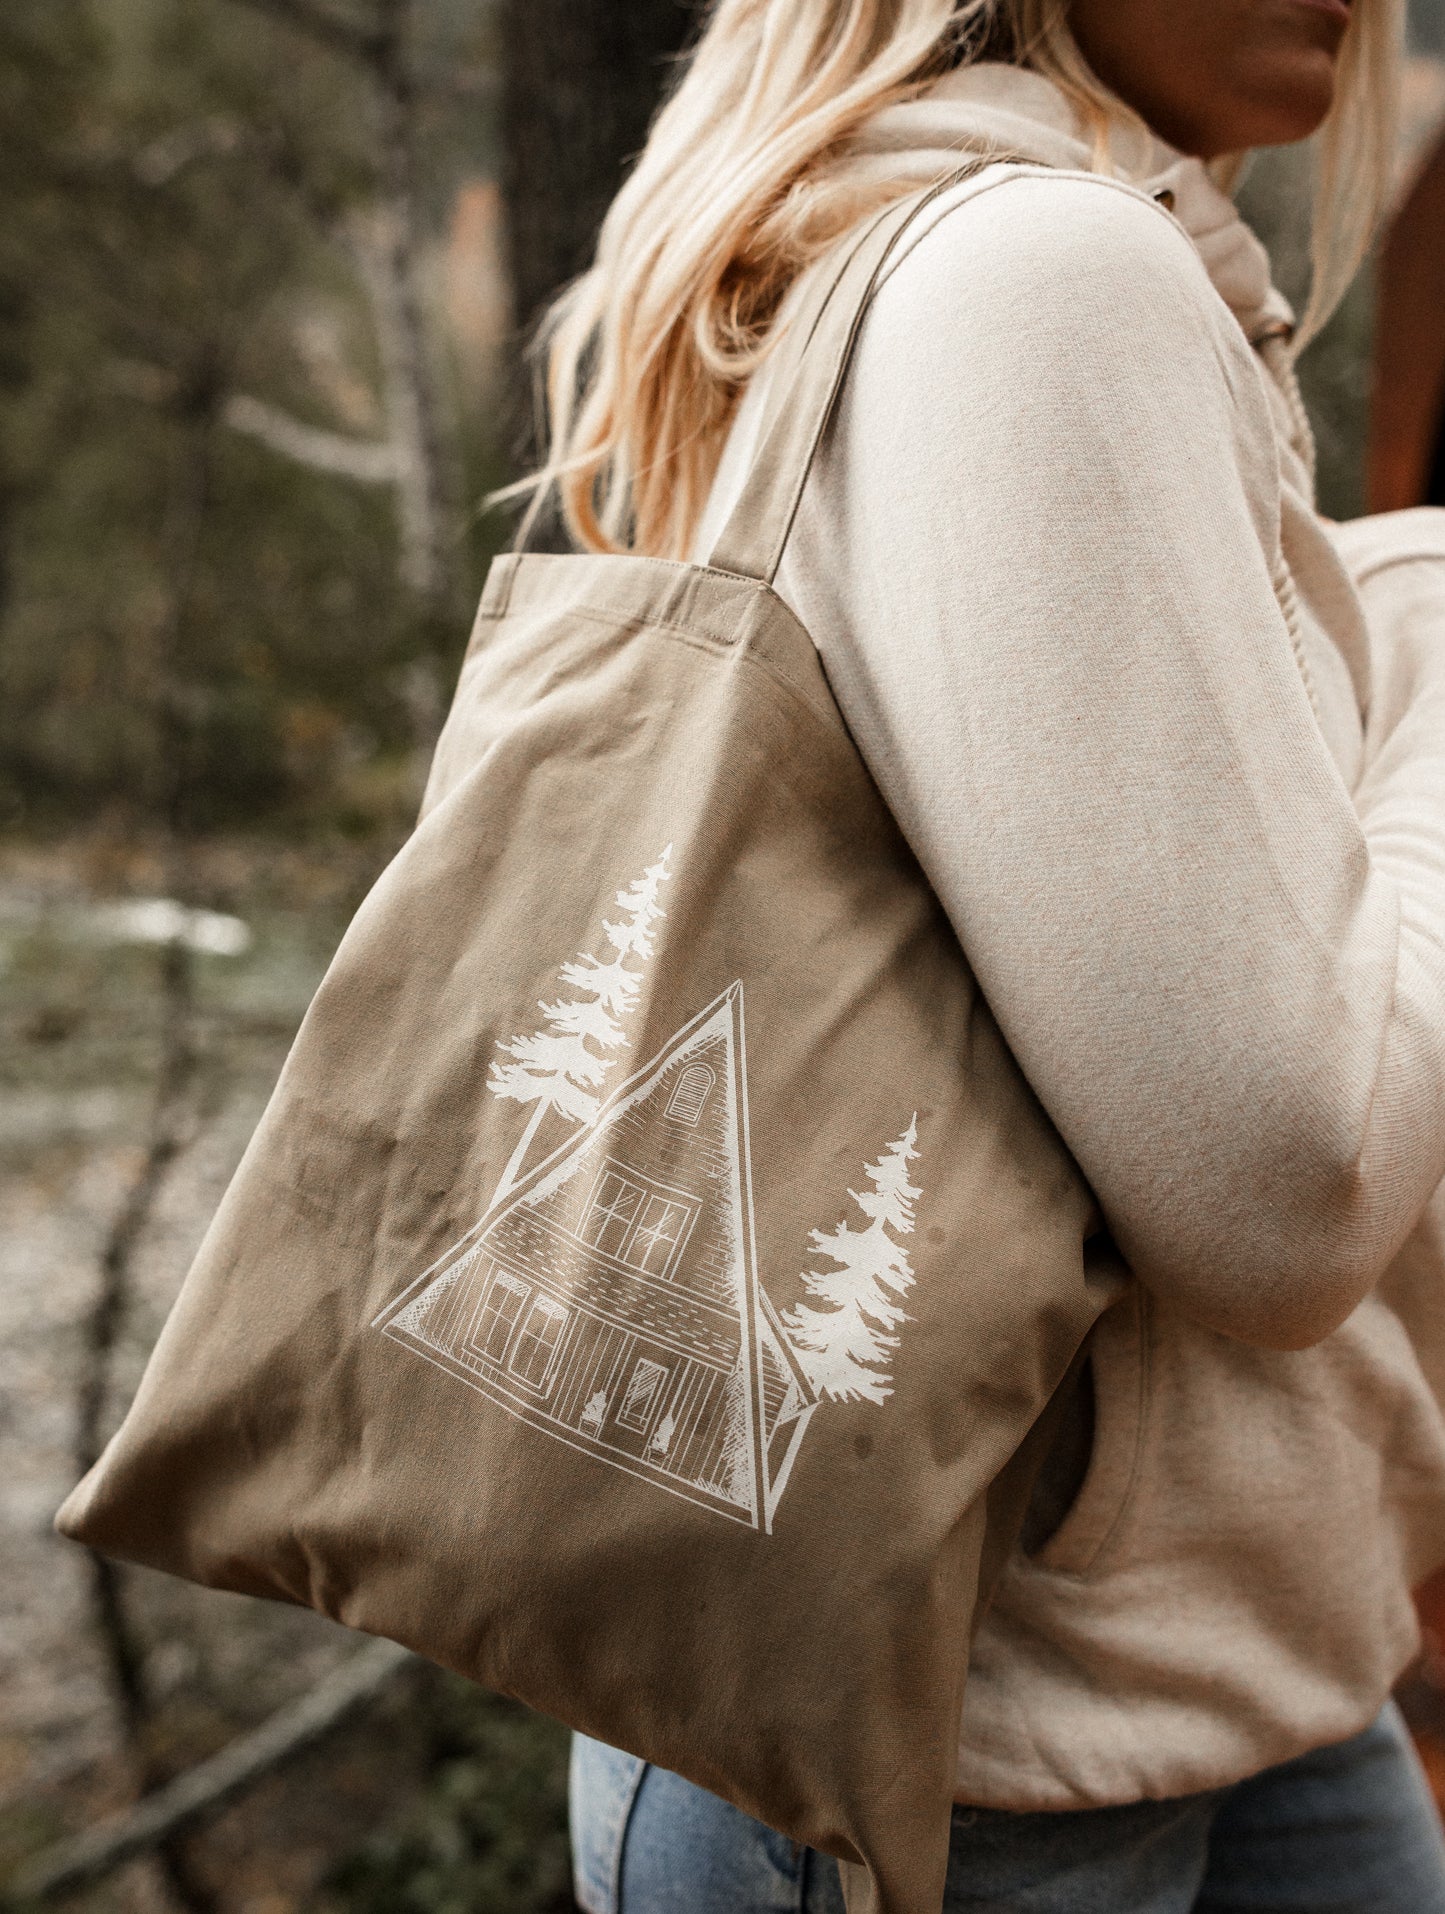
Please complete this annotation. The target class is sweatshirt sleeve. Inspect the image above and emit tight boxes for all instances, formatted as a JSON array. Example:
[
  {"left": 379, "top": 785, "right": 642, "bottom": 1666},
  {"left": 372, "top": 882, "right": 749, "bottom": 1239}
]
[{"left": 783, "top": 173, "right": 1445, "bottom": 1349}]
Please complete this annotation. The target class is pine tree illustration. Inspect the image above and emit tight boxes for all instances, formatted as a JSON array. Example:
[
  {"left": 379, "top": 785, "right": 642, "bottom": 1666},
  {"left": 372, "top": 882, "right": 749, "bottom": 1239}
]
[
  {"left": 487, "top": 846, "right": 672, "bottom": 1202},
  {"left": 783, "top": 1118, "right": 921, "bottom": 1406}
]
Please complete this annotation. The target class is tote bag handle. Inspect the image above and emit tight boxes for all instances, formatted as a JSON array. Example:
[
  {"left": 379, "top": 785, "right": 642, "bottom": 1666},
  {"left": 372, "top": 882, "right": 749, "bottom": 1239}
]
[{"left": 706, "top": 162, "right": 990, "bottom": 588}]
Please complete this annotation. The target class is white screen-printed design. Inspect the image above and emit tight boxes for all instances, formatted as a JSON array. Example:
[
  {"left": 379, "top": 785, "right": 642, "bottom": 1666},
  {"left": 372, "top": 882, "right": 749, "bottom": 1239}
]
[
  {"left": 783, "top": 1117, "right": 921, "bottom": 1406},
  {"left": 374, "top": 853, "right": 923, "bottom": 1532},
  {"left": 486, "top": 846, "right": 673, "bottom": 1205}
]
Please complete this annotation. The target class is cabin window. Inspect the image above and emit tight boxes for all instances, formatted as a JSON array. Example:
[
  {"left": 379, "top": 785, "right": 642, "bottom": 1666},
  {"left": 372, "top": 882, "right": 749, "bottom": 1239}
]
[
  {"left": 665, "top": 1064, "right": 715, "bottom": 1125},
  {"left": 617, "top": 1357, "right": 669, "bottom": 1431},
  {"left": 630, "top": 1196, "right": 692, "bottom": 1276},
  {"left": 509, "top": 1296, "right": 570, "bottom": 1390},
  {"left": 467, "top": 1270, "right": 528, "bottom": 1363},
  {"left": 580, "top": 1159, "right": 699, "bottom": 1280},
  {"left": 582, "top": 1168, "right": 647, "bottom": 1258}
]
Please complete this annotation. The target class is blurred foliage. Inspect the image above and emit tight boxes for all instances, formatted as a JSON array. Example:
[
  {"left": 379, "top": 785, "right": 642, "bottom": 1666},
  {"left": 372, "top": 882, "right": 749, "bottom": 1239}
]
[
  {"left": 323, "top": 1678, "right": 573, "bottom": 1914},
  {"left": 0, "top": 0, "right": 1387, "bottom": 838},
  {"left": 0, "top": 0, "right": 503, "bottom": 837}
]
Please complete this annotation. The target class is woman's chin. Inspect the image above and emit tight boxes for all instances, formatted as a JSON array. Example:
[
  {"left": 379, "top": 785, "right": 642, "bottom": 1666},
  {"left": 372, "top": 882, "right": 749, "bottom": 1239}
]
[{"left": 1222, "top": 57, "right": 1339, "bottom": 151}]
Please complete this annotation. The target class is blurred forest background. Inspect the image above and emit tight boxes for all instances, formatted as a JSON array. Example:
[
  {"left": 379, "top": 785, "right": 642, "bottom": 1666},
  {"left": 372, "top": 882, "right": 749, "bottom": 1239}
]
[{"left": 5, "top": 2, "right": 1445, "bottom": 1911}]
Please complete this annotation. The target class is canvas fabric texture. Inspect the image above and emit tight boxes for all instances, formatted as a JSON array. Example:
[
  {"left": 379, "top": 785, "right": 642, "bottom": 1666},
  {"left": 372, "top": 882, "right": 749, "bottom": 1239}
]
[
  {"left": 693, "top": 64, "right": 1445, "bottom": 1811},
  {"left": 56, "top": 174, "right": 1127, "bottom": 1914}
]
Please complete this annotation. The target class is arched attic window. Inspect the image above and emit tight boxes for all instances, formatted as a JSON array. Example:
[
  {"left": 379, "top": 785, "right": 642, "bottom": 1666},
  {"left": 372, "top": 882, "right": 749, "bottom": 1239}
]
[{"left": 665, "top": 1063, "right": 715, "bottom": 1126}]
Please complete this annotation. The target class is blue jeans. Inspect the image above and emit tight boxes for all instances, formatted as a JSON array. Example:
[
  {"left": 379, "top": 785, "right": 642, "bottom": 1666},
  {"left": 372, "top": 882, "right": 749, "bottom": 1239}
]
[{"left": 569, "top": 1701, "right": 1445, "bottom": 1913}]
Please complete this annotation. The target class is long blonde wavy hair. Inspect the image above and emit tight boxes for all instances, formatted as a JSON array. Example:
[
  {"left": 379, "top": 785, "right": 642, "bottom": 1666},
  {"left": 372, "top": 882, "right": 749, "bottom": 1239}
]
[{"left": 517, "top": 0, "right": 1402, "bottom": 560}]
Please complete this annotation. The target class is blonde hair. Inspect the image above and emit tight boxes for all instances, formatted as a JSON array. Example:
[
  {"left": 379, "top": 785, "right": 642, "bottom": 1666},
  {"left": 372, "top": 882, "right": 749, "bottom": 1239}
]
[{"left": 517, "top": 0, "right": 1402, "bottom": 560}]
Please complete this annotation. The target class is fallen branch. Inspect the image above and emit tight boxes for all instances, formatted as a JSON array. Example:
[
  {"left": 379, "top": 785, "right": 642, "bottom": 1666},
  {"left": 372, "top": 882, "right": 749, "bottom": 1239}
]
[
  {"left": 76, "top": 939, "right": 199, "bottom": 1480},
  {"left": 223, "top": 393, "right": 399, "bottom": 482},
  {"left": 9, "top": 1640, "right": 414, "bottom": 1904},
  {"left": 76, "top": 931, "right": 217, "bottom": 1914}
]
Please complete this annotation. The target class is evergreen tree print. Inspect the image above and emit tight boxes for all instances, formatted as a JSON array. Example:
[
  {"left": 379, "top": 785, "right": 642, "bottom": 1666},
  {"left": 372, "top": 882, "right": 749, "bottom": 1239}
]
[
  {"left": 487, "top": 846, "right": 672, "bottom": 1201},
  {"left": 783, "top": 1118, "right": 921, "bottom": 1405}
]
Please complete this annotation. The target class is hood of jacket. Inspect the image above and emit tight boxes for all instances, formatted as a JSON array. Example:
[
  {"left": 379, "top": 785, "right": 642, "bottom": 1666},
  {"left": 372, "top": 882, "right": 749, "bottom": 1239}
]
[{"left": 848, "top": 61, "right": 1297, "bottom": 349}]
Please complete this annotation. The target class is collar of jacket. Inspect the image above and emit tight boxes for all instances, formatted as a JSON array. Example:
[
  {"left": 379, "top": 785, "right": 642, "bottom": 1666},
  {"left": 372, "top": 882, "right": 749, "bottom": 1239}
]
[{"left": 848, "top": 61, "right": 1297, "bottom": 349}]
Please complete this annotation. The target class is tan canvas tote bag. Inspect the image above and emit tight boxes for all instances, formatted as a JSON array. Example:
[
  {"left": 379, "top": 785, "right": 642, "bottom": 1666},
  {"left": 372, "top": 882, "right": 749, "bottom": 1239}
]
[{"left": 59, "top": 170, "right": 1124, "bottom": 1914}]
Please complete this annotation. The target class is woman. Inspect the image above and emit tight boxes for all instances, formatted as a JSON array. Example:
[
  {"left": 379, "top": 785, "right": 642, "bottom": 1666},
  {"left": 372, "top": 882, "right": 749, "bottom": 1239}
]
[{"left": 525, "top": 0, "right": 1445, "bottom": 1907}]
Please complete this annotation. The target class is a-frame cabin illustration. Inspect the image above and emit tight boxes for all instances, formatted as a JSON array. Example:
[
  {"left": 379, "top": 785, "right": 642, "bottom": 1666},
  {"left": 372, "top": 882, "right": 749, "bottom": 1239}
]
[{"left": 376, "top": 985, "right": 818, "bottom": 1531}]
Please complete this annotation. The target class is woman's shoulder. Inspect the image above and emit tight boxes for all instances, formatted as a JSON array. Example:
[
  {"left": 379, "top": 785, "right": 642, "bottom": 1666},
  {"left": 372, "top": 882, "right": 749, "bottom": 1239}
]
[
  {"left": 871, "top": 162, "right": 1238, "bottom": 358},
  {"left": 826, "top": 160, "right": 1281, "bottom": 532}
]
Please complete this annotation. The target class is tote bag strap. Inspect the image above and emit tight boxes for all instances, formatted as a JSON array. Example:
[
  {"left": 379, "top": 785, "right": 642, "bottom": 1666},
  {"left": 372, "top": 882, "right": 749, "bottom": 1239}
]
[{"left": 706, "top": 160, "right": 991, "bottom": 587}]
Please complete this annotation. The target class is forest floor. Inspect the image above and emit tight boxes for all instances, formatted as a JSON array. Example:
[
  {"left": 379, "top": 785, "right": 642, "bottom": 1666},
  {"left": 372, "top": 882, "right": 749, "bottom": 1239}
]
[{"left": 0, "top": 829, "right": 572, "bottom": 1914}]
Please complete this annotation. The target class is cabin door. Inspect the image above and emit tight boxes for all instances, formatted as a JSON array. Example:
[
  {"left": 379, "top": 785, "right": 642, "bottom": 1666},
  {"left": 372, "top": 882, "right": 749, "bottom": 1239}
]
[{"left": 602, "top": 1348, "right": 677, "bottom": 1461}]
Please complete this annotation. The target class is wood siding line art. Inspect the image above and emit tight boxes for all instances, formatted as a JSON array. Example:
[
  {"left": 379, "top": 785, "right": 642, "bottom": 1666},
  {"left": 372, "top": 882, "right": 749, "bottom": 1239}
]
[
  {"left": 374, "top": 877, "right": 925, "bottom": 1531},
  {"left": 378, "top": 985, "right": 792, "bottom": 1527}
]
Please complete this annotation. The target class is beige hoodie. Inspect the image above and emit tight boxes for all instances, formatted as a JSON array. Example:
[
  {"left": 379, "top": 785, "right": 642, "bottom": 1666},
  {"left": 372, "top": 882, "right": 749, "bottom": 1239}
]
[{"left": 695, "top": 65, "right": 1445, "bottom": 1808}]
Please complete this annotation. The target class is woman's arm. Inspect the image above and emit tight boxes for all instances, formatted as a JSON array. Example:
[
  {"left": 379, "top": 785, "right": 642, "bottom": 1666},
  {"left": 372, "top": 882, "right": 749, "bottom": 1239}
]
[
  {"left": 1330, "top": 510, "right": 1445, "bottom": 789},
  {"left": 786, "top": 173, "right": 1445, "bottom": 1348}
]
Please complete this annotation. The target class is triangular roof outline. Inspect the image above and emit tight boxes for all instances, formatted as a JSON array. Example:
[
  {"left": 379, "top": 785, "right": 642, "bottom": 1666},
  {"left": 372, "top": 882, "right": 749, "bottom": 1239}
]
[
  {"left": 374, "top": 983, "right": 745, "bottom": 1327},
  {"left": 376, "top": 981, "right": 798, "bottom": 1530}
]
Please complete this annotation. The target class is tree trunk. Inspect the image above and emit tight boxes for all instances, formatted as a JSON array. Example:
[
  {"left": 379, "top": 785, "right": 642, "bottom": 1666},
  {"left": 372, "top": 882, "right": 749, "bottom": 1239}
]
[
  {"left": 497, "top": 0, "right": 698, "bottom": 506},
  {"left": 368, "top": 0, "right": 462, "bottom": 618}
]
